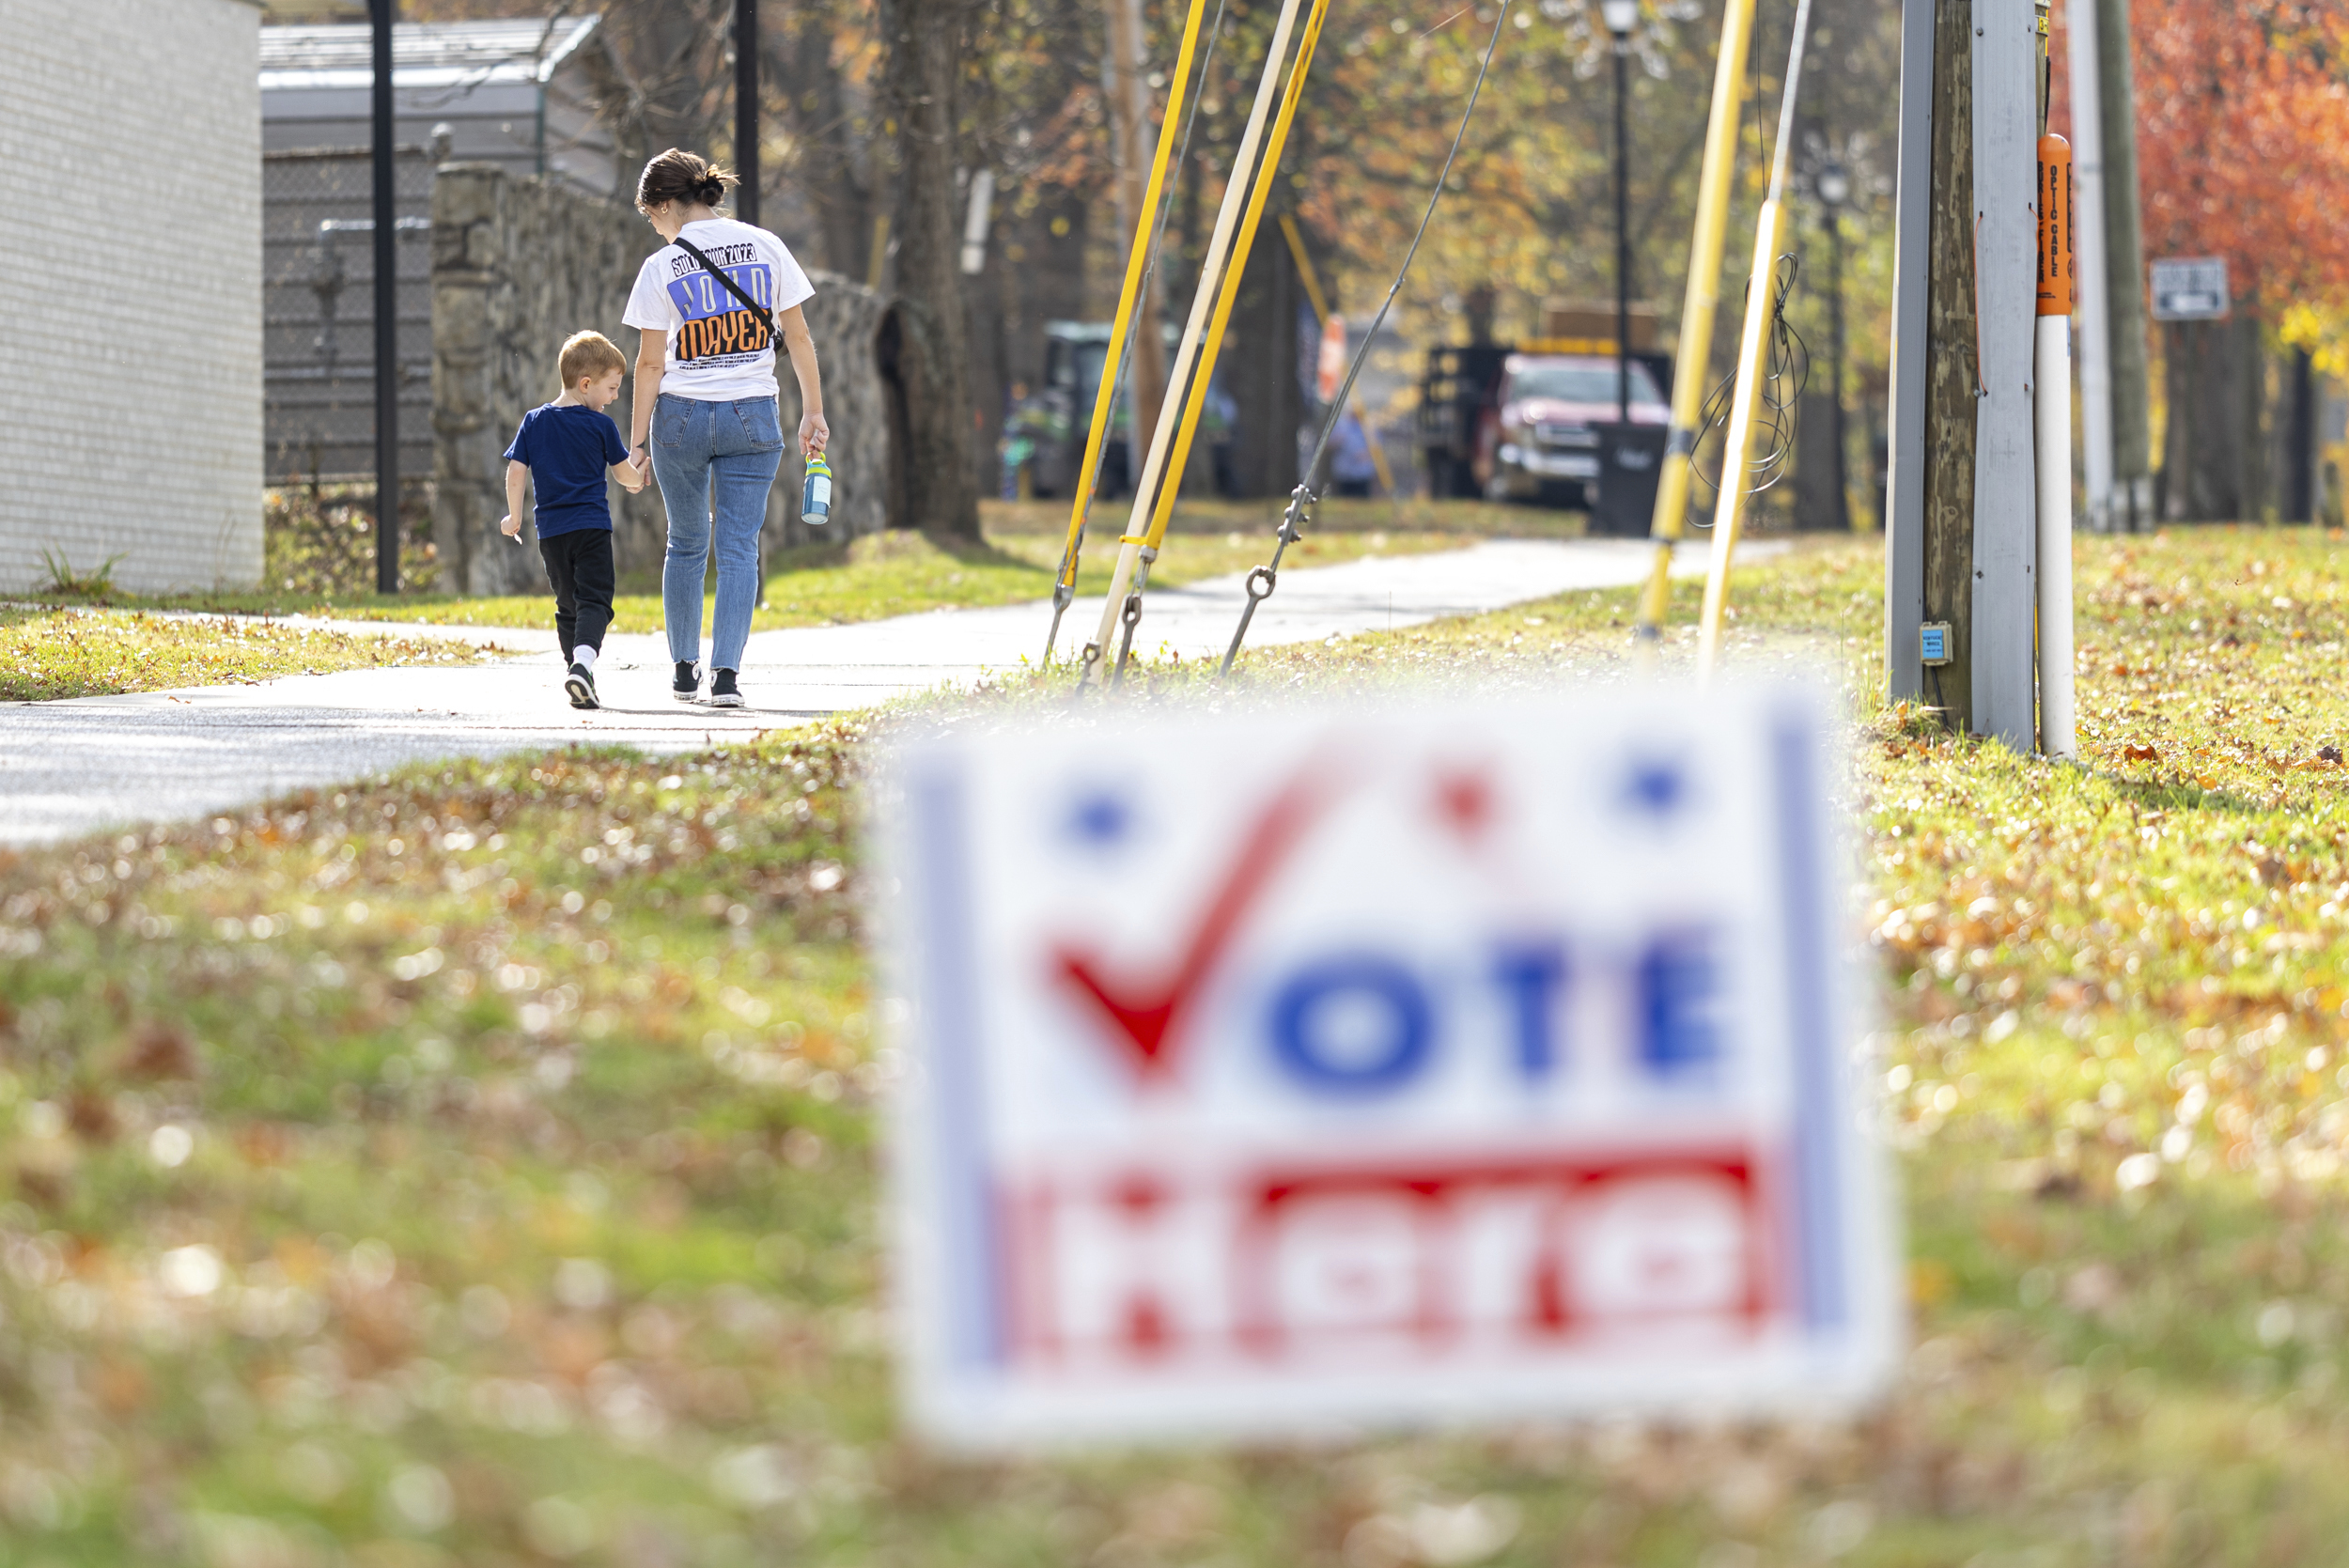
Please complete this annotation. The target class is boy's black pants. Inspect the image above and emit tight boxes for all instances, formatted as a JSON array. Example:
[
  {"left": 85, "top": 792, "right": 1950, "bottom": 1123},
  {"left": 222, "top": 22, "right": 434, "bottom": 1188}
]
[{"left": 538, "top": 530, "right": 615, "bottom": 661}]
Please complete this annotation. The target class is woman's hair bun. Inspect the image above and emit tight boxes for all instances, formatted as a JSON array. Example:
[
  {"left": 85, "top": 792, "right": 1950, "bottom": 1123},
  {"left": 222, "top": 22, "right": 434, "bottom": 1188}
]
[{"left": 636, "top": 147, "right": 740, "bottom": 212}]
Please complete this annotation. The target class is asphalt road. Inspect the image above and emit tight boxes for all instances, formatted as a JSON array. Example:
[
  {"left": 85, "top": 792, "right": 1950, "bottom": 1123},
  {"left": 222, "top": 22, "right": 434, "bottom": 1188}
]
[{"left": 4, "top": 538, "right": 1718, "bottom": 846}]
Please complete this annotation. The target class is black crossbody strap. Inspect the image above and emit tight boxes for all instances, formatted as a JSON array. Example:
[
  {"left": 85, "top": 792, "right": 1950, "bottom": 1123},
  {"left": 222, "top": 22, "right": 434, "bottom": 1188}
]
[{"left": 672, "top": 235, "right": 779, "bottom": 349}]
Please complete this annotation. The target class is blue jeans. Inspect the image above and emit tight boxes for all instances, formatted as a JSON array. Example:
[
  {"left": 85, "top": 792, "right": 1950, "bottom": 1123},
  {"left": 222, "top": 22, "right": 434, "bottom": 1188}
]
[{"left": 650, "top": 393, "right": 784, "bottom": 671}]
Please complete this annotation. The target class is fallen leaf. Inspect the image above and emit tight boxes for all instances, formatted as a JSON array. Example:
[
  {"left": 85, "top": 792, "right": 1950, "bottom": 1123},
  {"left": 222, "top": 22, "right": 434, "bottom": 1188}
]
[{"left": 120, "top": 1020, "right": 197, "bottom": 1080}]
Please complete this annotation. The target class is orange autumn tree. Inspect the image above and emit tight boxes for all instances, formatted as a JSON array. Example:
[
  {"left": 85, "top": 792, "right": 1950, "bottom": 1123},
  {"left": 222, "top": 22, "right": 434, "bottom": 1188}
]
[{"left": 2132, "top": 0, "right": 2349, "bottom": 353}]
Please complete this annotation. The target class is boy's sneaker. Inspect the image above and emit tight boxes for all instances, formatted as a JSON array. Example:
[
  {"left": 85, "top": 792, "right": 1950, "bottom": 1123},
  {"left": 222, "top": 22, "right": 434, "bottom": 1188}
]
[
  {"left": 708, "top": 668, "right": 745, "bottom": 708},
  {"left": 564, "top": 662, "right": 599, "bottom": 709},
  {"left": 671, "top": 661, "right": 702, "bottom": 703}
]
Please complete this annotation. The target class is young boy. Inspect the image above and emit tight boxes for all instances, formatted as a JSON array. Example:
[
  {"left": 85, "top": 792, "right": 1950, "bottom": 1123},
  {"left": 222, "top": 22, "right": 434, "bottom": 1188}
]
[{"left": 500, "top": 331, "right": 647, "bottom": 708}]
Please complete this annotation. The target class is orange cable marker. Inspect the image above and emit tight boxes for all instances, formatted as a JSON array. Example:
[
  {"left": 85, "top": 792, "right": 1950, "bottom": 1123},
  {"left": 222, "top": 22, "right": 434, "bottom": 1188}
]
[{"left": 2037, "top": 133, "right": 2073, "bottom": 317}]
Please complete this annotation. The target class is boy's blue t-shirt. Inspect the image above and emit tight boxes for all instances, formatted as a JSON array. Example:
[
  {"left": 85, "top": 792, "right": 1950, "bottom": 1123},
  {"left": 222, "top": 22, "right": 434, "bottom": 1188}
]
[{"left": 505, "top": 402, "right": 630, "bottom": 536}]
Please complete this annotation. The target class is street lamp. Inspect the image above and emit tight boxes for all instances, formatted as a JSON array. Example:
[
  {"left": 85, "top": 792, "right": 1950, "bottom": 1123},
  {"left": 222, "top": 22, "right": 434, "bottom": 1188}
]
[
  {"left": 1815, "top": 159, "right": 1850, "bottom": 532},
  {"left": 1602, "top": 0, "right": 1638, "bottom": 427}
]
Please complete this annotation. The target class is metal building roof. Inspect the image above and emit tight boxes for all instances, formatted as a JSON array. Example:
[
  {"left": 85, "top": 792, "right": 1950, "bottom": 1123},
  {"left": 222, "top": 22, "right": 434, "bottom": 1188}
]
[{"left": 258, "top": 15, "right": 603, "bottom": 92}]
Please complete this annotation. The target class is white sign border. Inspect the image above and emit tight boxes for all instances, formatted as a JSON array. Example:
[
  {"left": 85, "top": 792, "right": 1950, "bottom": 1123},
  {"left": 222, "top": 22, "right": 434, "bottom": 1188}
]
[{"left": 879, "top": 685, "right": 1905, "bottom": 1451}]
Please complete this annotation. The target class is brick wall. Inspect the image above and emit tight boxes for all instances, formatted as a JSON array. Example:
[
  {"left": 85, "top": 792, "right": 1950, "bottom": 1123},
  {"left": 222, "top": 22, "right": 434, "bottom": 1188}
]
[
  {"left": 0, "top": 0, "right": 264, "bottom": 595},
  {"left": 430, "top": 163, "right": 897, "bottom": 597}
]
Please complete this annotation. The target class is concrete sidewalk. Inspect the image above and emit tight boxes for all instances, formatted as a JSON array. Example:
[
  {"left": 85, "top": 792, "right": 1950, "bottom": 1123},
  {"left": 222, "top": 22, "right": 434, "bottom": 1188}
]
[{"left": 4, "top": 537, "right": 1720, "bottom": 846}]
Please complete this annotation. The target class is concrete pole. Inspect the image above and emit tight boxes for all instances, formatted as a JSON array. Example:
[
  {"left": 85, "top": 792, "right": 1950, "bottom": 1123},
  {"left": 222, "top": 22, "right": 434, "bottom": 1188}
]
[
  {"left": 1106, "top": 0, "right": 1171, "bottom": 471},
  {"left": 2064, "top": 0, "right": 2114, "bottom": 533},
  {"left": 1970, "top": 0, "right": 2039, "bottom": 748},
  {"left": 2094, "top": 0, "right": 2154, "bottom": 528}
]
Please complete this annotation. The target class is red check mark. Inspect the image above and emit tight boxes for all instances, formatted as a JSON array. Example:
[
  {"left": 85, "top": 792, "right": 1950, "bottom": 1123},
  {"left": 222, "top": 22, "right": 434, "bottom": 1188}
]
[{"left": 1053, "top": 765, "right": 1337, "bottom": 1082}]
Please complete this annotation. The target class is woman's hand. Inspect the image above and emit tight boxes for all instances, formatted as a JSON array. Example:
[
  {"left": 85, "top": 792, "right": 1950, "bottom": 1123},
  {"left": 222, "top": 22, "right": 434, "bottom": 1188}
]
[{"left": 800, "top": 411, "right": 830, "bottom": 459}]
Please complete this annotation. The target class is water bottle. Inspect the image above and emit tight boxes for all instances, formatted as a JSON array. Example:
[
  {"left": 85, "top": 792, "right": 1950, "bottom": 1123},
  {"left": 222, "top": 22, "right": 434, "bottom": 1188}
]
[{"left": 801, "top": 452, "right": 833, "bottom": 526}]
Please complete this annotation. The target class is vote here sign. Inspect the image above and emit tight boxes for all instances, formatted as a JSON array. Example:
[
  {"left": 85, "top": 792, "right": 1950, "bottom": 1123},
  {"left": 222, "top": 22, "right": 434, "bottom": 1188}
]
[{"left": 878, "top": 684, "right": 1899, "bottom": 1446}]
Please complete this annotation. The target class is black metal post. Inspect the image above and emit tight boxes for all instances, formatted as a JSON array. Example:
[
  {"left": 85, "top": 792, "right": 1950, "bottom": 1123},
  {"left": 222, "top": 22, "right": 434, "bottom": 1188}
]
[
  {"left": 371, "top": 0, "right": 399, "bottom": 594},
  {"left": 1826, "top": 203, "right": 1848, "bottom": 531},
  {"left": 735, "top": 0, "right": 760, "bottom": 226},
  {"left": 1611, "top": 33, "right": 1631, "bottom": 425},
  {"left": 2290, "top": 349, "right": 2315, "bottom": 522}
]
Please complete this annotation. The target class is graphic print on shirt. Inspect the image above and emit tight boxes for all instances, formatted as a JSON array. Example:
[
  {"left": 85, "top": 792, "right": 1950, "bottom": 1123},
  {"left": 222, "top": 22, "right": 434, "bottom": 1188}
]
[{"left": 663, "top": 244, "right": 773, "bottom": 365}]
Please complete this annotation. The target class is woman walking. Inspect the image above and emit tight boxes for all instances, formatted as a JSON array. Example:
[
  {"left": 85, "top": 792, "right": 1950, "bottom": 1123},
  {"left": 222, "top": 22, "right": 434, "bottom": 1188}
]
[{"left": 624, "top": 148, "right": 828, "bottom": 707}]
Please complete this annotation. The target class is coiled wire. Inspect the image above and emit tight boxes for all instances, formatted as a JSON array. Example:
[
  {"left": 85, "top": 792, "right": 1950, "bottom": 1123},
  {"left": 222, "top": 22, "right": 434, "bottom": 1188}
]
[{"left": 1688, "top": 251, "right": 1808, "bottom": 512}]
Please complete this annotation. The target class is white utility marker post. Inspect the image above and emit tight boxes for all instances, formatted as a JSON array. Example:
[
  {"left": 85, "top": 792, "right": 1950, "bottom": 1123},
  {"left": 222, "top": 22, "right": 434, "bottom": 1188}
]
[
  {"left": 2035, "top": 135, "right": 2077, "bottom": 759},
  {"left": 2063, "top": 0, "right": 2115, "bottom": 535}
]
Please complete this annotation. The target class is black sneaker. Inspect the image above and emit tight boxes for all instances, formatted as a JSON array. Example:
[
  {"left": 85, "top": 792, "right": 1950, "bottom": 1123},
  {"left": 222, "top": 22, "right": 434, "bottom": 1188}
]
[
  {"left": 671, "top": 660, "right": 702, "bottom": 703},
  {"left": 708, "top": 668, "right": 744, "bottom": 708},
  {"left": 564, "top": 662, "right": 599, "bottom": 709}
]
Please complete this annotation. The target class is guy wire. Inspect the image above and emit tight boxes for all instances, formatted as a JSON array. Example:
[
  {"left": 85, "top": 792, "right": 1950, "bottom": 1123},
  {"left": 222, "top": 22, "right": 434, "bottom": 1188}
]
[
  {"left": 1218, "top": 0, "right": 1512, "bottom": 679},
  {"left": 1296, "top": 0, "right": 1512, "bottom": 494}
]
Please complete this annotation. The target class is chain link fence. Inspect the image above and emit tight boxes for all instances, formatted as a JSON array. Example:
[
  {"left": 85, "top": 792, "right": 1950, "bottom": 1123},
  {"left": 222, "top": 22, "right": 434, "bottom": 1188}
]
[{"left": 263, "top": 147, "right": 435, "bottom": 485}]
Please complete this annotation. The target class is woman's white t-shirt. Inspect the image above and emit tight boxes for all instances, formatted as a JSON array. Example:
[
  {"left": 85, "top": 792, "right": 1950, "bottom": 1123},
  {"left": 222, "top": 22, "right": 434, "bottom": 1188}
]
[{"left": 623, "top": 219, "right": 815, "bottom": 402}]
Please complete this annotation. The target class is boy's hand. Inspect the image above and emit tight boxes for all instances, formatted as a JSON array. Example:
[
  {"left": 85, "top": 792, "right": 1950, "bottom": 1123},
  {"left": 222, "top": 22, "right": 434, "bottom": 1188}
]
[
  {"left": 799, "top": 411, "right": 829, "bottom": 459},
  {"left": 499, "top": 513, "right": 521, "bottom": 539},
  {"left": 614, "top": 464, "right": 646, "bottom": 495}
]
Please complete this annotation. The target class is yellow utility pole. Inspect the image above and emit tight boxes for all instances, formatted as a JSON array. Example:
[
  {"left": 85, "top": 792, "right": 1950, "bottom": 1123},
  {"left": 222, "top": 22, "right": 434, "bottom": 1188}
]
[
  {"left": 1047, "top": 0, "right": 1214, "bottom": 662},
  {"left": 1632, "top": 0, "right": 1760, "bottom": 644},
  {"left": 1695, "top": 0, "right": 1818, "bottom": 679},
  {"left": 1139, "top": 0, "right": 1334, "bottom": 559},
  {"left": 1081, "top": 0, "right": 1323, "bottom": 679}
]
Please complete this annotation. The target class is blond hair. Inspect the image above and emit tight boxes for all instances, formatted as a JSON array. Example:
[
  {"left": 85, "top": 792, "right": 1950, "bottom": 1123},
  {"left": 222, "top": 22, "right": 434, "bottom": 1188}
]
[{"left": 558, "top": 331, "right": 627, "bottom": 387}]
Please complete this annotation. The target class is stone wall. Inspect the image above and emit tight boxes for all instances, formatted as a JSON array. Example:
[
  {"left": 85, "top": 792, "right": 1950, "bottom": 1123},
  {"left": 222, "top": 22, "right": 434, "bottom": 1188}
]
[
  {"left": 780, "top": 285, "right": 897, "bottom": 548},
  {"left": 0, "top": 0, "right": 263, "bottom": 594},
  {"left": 431, "top": 164, "right": 896, "bottom": 597}
]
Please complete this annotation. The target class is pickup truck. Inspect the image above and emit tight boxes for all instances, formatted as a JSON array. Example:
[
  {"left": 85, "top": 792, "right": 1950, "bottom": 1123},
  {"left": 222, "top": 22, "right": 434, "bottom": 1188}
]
[{"left": 1420, "top": 343, "right": 1672, "bottom": 509}]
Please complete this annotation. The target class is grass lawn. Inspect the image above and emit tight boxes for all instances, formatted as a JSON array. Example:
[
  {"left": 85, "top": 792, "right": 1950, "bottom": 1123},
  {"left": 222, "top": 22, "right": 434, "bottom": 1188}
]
[
  {"left": 303, "top": 522, "right": 1478, "bottom": 638},
  {"left": 31, "top": 497, "right": 1536, "bottom": 641},
  {"left": 9, "top": 525, "right": 2349, "bottom": 1562},
  {"left": 1, "top": 609, "right": 485, "bottom": 704}
]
